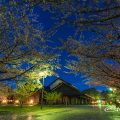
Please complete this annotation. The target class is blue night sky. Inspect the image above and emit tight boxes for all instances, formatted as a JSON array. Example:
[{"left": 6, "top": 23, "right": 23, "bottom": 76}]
[
  {"left": 6, "top": 3, "right": 109, "bottom": 92},
  {"left": 30, "top": 6, "right": 108, "bottom": 92}
]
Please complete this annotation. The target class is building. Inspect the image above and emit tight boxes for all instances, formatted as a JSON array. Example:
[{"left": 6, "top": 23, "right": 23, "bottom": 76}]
[
  {"left": 46, "top": 78, "right": 94, "bottom": 105},
  {"left": 27, "top": 78, "right": 95, "bottom": 105},
  {"left": 0, "top": 85, "right": 14, "bottom": 104},
  {"left": 0, "top": 78, "right": 95, "bottom": 105}
]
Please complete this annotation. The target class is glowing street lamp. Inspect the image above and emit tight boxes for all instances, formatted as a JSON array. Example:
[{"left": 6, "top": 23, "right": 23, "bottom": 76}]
[
  {"left": 97, "top": 100, "right": 101, "bottom": 103},
  {"left": 39, "top": 71, "right": 49, "bottom": 110},
  {"left": 2, "top": 99, "right": 7, "bottom": 104},
  {"left": 109, "top": 88, "right": 113, "bottom": 91},
  {"left": 113, "top": 88, "right": 116, "bottom": 91},
  {"left": 109, "top": 87, "right": 117, "bottom": 92},
  {"left": 29, "top": 99, "right": 34, "bottom": 104},
  {"left": 37, "top": 64, "right": 58, "bottom": 109},
  {"left": 15, "top": 100, "right": 19, "bottom": 104}
]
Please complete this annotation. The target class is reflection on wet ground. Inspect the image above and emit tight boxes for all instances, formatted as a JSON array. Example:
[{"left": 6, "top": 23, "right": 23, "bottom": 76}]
[
  {"left": 0, "top": 106, "right": 119, "bottom": 120},
  {"left": 0, "top": 114, "right": 34, "bottom": 120}
]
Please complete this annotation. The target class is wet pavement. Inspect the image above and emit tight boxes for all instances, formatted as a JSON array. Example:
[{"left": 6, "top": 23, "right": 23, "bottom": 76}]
[{"left": 0, "top": 106, "right": 119, "bottom": 120}]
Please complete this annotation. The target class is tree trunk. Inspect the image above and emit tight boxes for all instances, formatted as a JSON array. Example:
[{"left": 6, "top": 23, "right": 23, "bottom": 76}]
[{"left": 20, "top": 98, "right": 23, "bottom": 108}]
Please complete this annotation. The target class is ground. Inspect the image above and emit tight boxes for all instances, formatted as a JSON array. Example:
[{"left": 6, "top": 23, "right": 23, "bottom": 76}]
[{"left": 0, "top": 105, "right": 119, "bottom": 120}]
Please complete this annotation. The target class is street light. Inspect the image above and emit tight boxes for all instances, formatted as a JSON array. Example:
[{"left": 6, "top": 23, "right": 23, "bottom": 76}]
[
  {"left": 39, "top": 71, "right": 48, "bottom": 110},
  {"left": 109, "top": 88, "right": 116, "bottom": 92},
  {"left": 29, "top": 99, "right": 34, "bottom": 104},
  {"left": 109, "top": 88, "right": 113, "bottom": 91},
  {"left": 38, "top": 66, "right": 57, "bottom": 109}
]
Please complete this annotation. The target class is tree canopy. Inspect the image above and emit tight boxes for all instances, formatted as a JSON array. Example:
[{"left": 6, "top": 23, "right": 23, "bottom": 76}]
[
  {"left": 1, "top": 0, "right": 120, "bottom": 91},
  {"left": 14, "top": 79, "right": 42, "bottom": 106},
  {"left": 37, "top": 0, "right": 120, "bottom": 90},
  {"left": 0, "top": 0, "right": 59, "bottom": 82},
  {"left": 44, "top": 91, "right": 61, "bottom": 104}
]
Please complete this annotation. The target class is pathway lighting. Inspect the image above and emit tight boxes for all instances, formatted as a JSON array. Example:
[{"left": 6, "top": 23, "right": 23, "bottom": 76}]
[
  {"left": 2, "top": 99, "right": 7, "bottom": 104},
  {"left": 29, "top": 99, "right": 34, "bottom": 104}
]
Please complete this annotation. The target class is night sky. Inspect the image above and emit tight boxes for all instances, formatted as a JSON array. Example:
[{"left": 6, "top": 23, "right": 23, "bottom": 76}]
[{"left": 31, "top": 6, "right": 108, "bottom": 92}]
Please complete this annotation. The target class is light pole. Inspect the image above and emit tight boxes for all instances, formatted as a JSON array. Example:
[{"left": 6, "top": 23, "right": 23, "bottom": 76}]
[
  {"left": 39, "top": 71, "right": 48, "bottom": 110},
  {"left": 41, "top": 76, "right": 44, "bottom": 110},
  {"left": 38, "top": 69, "right": 54, "bottom": 109}
]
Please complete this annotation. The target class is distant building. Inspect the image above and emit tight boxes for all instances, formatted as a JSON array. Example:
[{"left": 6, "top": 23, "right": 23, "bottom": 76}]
[
  {"left": 46, "top": 78, "right": 94, "bottom": 105},
  {"left": 0, "top": 85, "right": 13, "bottom": 104}
]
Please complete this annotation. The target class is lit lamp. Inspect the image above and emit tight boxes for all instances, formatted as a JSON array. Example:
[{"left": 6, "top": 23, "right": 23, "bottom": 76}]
[
  {"left": 113, "top": 88, "right": 116, "bottom": 91},
  {"left": 15, "top": 100, "right": 19, "bottom": 104},
  {"left": 109, "top": 87, "right": 116, "bottom": 92},
  {"left": 39, "top": 71, "right": 48, "bottom": 109},
  {"left": 92, "top": 101, "right": 94, "bottom": 104},
  {"left": 97, "top": 100, "right": 101, "bottom": 104},
  {"left": 92, "top": 101, "right": 95, "bottom": 105},
  {"left": 117, "top": 99, "right": 120, "bottom": 103},
  {"left": 29, "top": 99, "right": 34, "bottom": 104},
  {"left": 38, "top": 67, "right": 56, "bottom": 109},
  {"left": 2, "top": 99, "right": 7, "bottom": 104},
  {"left": 109, "top": 88, "right": 113, "bottom": 91},
  {"left": 110, "top": 101, "right": 112, "bottom": 104}
]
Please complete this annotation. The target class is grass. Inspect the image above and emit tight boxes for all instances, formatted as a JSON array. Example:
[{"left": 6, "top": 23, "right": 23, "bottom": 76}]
[
  {"left": 0, "top": 105, "right": 119, "bottom": 120},
  {"left": 0, "top": 105, "right": 60, "bottom": 113}
]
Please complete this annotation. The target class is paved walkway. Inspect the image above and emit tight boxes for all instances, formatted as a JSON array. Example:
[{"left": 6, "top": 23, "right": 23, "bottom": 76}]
[{"left": 0, "top": 106, "right": 119, "bottom": 120}]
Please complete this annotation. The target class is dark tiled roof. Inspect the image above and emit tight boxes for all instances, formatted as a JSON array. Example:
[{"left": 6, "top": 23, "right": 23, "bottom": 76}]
[
  {"left": 47, "top": 78, "right": 94, "bottom": 99},
  {"left": 47, "top": 78, "right": 81, "bottom": 92}
]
